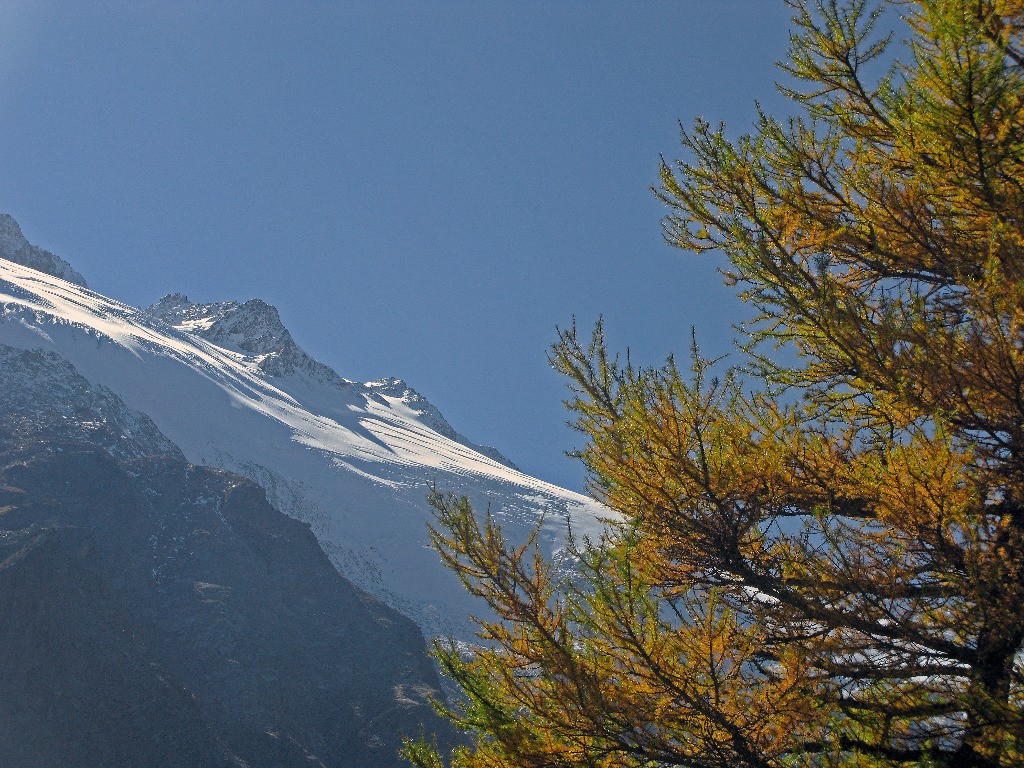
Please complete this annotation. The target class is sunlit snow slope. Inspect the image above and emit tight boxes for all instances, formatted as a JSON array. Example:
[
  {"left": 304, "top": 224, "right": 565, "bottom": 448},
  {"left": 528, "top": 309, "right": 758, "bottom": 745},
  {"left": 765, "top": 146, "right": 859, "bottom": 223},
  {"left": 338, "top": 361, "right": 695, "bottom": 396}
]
[{"left": 0, "top": 253, "right": 607, "bottom": 639}]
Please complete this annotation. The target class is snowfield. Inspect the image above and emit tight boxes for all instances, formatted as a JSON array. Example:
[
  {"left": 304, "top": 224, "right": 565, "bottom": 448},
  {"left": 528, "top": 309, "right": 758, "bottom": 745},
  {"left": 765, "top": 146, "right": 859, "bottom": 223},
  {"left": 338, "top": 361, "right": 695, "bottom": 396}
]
[{"left": 0, "top": 257, "right": 609, "bottom": 639}]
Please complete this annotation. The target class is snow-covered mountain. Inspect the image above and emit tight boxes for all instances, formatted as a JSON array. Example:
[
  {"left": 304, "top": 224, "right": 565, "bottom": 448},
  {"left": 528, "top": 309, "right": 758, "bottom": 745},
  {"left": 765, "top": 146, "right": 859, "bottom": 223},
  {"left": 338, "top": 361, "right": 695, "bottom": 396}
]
[
  {"left": 0, "top": 217, "right": 606, "bottom": 639},
  {"left": 145, "top": 292, "right": 521, "bottom": 469}
]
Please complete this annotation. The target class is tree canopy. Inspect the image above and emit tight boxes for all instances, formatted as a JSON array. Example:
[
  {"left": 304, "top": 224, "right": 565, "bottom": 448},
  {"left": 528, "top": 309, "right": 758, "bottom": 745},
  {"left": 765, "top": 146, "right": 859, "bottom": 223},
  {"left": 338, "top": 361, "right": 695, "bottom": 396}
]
[{"left": 405, "top": 2, "right": 1024, "bottom": 766}]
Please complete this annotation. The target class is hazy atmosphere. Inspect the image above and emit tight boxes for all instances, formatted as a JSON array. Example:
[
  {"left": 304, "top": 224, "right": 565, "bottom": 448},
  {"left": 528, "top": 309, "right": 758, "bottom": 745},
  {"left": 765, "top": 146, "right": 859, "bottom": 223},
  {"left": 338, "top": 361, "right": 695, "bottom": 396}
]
[{"left": 0, "top": 1, "right": 792, "bottom": 491}]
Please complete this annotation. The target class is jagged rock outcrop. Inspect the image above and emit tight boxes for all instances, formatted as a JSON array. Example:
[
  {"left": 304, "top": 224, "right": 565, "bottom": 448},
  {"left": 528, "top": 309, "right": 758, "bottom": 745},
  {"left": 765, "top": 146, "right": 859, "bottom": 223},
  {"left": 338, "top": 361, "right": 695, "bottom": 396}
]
[
  {"left": 147, "top": 293, "right": 344, "bottom": 381},
  {"left": 0, "top": 214, "right": 87, "bottom": 287}
]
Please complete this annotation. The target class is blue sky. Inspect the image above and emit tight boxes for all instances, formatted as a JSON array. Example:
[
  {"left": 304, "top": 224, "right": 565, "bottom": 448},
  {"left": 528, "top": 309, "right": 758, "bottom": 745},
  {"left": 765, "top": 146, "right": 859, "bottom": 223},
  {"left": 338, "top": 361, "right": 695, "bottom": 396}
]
[{"left": 0, "top": 1, "right": 793, "bottom": 491}]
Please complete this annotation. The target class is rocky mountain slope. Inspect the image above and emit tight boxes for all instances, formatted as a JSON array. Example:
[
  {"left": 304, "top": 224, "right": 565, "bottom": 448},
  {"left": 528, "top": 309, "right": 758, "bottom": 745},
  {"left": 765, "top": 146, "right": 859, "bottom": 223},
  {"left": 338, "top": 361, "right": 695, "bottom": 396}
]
[
  {"left": 0, "top": 346, "right": 455, "bottom": 768},
  {"left": 0, "top": 217, "right": 607, "bottom": 640}
]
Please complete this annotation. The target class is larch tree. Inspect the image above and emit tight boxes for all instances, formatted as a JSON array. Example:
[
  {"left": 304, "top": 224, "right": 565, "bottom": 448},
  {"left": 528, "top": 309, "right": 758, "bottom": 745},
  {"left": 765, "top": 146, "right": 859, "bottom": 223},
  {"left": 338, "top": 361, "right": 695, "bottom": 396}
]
[{"left": 404, "top": 1, "right": 1024, "bottom": 767}]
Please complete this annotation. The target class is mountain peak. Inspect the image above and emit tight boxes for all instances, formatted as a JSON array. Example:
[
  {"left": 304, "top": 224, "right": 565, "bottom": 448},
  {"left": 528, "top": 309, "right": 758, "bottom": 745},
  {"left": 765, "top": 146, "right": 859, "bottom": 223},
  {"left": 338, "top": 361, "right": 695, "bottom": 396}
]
[
  {"left": 0, "top": 214, "right": 27, "bottom": 253},
  {"left": 147, "top": 293, "right": 343, "bottom": 381},
  {"left": 0, "top": 214, "right": 88, "bottom": 288}
]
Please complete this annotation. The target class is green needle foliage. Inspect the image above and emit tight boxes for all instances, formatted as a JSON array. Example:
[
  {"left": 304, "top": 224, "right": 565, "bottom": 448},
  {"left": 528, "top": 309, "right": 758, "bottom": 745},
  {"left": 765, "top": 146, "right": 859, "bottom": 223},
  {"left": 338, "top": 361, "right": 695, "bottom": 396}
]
[{"left": 404, "top": 2, "right": 1024, "bottom": 766}]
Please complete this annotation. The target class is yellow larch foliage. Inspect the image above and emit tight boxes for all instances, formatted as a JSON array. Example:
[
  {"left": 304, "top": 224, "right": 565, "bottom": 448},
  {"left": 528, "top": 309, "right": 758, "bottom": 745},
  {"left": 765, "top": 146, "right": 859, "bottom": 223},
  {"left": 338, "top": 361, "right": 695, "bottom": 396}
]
[{"left": 405, "top": 3, "right": 1024, "bottom": 767}]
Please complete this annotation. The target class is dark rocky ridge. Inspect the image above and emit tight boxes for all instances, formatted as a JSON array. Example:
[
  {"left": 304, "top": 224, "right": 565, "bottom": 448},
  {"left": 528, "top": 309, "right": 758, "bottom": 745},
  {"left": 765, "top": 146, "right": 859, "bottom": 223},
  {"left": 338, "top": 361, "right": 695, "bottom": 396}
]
[
  {"left": 0, "top": 346, "right": 457, "bottom": 767},
  {"left": 0, "top": 214, "right": 87, "bottom": 287}
]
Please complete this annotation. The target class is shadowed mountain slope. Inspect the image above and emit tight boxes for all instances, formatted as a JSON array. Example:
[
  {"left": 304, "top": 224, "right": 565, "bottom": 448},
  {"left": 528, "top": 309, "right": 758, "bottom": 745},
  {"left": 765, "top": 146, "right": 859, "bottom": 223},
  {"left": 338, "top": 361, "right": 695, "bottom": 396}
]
[{"left": 0, "top": 347, "right": 456, "bottom": 768}]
